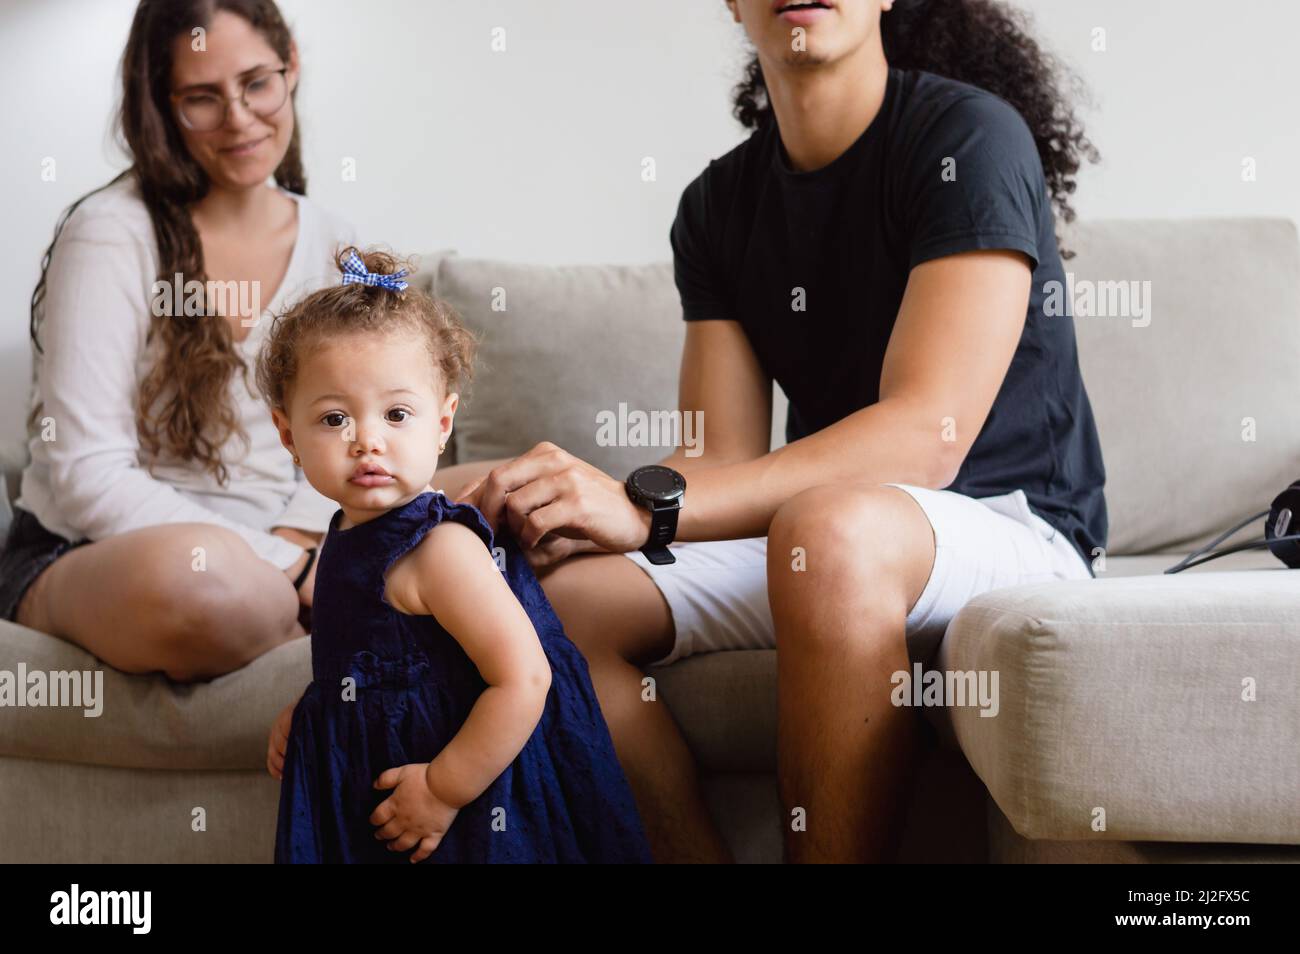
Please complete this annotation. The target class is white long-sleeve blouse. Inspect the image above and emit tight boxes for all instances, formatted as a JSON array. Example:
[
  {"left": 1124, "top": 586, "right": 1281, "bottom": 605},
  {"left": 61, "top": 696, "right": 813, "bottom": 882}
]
[{"left": 17, "top": 174, "right": 358, "bottom": 571}]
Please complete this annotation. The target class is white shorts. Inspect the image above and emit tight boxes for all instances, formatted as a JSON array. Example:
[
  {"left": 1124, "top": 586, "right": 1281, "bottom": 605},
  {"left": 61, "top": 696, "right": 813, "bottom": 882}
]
[{"left": 622, "top": 483, "right": 1093, "bottom": 668}]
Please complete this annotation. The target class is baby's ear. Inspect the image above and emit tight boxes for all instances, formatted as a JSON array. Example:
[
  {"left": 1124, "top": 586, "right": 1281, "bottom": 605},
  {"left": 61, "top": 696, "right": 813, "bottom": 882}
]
[
  {"left": 442, "top": 391, "right": 460, "bottom": 419},
  {"left": 270, "top": 407, "right": 296, "bottom": 454}
]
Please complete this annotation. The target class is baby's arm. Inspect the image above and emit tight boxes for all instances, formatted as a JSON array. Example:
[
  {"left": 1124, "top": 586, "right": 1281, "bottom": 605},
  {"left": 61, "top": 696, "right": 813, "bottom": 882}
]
[{"left": 408, "top": 521, "right": 552, "bottom": 808}]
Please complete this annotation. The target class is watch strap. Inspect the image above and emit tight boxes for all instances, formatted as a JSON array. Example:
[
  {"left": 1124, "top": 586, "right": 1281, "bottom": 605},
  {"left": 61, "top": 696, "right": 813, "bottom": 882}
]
[
  {"left": 293, "top": 546, "right": 318, "bottom": 590},
  {"left": 641, "top": 502, "right": 679, "bottom": 565}
]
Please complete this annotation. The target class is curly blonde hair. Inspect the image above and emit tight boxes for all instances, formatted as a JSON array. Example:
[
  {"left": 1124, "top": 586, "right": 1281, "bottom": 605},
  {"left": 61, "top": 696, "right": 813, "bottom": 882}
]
[{"left": 255, "top": 246, "right": 477, "bottom": 415}]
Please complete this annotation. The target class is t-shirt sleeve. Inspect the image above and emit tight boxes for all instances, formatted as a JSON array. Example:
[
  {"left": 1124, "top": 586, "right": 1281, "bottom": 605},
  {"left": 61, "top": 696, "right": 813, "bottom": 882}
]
[
  {"left": 900, "top": 93, "right": 1046, "bottom": 272},
  {"left": 669, "top": 170, "right": 734, "bottom": 322}
]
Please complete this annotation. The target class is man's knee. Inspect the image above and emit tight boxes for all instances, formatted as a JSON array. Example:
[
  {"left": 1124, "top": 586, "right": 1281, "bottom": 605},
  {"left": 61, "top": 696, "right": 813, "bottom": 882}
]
[
  {"left": 769, "top": 484, "right": 864, "bottom": 567},
  {"left": 767, "top": 484, "right": 935, "bottom": 636},
  {"left": 770, "top": 484, "right": 925, "bottom": 573}
]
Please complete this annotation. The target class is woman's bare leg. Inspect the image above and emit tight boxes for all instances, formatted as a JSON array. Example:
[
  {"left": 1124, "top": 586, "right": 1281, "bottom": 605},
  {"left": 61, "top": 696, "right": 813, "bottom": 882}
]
[
  {"left": 16, "top": 522, "right": 305, "bottom": 683},
  {"left": 539, "top": 551, "right": 734, "bottom": 863}
]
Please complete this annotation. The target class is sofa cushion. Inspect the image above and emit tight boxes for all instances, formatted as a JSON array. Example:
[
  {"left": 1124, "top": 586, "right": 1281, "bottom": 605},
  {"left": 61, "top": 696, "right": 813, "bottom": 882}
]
[
  {"left": 1066, "top": 218, "right": 1300, "bottom": 556},
  {"left": 0, "top": 622, "right": 310, "bottom": 770},
  {"left": 937, "top": 569, "right": 1300, "bottom": 844},
  {"left": 435, "top": 257, "right": 685, "bottom": 479}
]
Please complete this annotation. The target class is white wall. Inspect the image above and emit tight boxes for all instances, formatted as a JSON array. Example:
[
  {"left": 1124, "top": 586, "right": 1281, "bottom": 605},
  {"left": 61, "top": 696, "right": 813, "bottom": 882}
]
[
  {"left": 3, "top": 0, "right": 1298, "bottom": 446},
  {"left": 1022, "top": 0, "right": 1300, "bottom": 225}
]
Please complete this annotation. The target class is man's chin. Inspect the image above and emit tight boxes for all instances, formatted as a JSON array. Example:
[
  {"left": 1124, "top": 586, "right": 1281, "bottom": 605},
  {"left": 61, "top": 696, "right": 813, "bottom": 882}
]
[
  {"left": 768, "top": 39, "right": 838, "bottom": 68},
  {"left": 772, "top": 50, "right": 837, "bottom": 74}
]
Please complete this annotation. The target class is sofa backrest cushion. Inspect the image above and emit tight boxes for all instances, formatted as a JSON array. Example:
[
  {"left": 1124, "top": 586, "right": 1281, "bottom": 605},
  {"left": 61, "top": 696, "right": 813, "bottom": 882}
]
[
  {"left": 1066, "top": 218, "right": 1300, "bottom": 555},
  {"left": 435, "top": 257, "right": 685, "bottom": 479}
]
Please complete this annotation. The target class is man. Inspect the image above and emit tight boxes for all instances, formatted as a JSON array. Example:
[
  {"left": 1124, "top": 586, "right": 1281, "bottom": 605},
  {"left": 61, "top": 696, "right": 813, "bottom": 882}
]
[{"left": 450, "top": 0, "right": 1106, "bottom": 862}]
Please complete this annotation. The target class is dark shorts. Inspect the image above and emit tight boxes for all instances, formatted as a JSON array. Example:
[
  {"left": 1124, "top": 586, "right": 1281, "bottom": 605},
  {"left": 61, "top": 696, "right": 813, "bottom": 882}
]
[{"left": 0, "top": 507, "right": 92, "bottom": 624}]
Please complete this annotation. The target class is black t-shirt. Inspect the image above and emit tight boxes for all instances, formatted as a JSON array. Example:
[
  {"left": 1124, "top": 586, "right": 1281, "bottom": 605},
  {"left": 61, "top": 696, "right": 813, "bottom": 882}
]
[{"left": 670, "top": 66, "right": 1106, "bottom": 573}]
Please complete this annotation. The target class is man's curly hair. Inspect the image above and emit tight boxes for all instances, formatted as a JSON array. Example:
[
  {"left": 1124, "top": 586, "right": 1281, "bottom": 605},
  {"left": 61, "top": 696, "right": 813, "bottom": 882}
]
[{"left": 733, "top": 0, "right": 1100, "bottom": 257}]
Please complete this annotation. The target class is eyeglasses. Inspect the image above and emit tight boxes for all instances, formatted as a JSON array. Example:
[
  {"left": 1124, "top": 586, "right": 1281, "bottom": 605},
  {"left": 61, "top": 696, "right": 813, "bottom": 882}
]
[{"left": 171, "top": 67, "right": 290, "bottom": 133}]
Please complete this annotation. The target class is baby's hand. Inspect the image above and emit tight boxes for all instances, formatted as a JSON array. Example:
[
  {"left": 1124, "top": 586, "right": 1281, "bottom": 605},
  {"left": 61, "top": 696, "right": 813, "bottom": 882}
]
[
  {"left": 266, "top": 697, "right": 299, "bottom": 780},
  {"left": 370, "top": 763, "right": 460, "bottom": 863}
]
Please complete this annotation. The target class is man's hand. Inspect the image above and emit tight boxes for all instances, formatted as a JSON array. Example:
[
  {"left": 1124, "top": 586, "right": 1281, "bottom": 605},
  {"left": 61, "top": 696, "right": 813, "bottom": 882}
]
[{"left": 456, "top": 442, "right": 652, "bottom": 568}]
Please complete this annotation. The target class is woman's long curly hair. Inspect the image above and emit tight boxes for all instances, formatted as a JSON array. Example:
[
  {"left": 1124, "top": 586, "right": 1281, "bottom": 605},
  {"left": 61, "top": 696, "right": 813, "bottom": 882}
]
[
  {"left": 733, "top": 0, "right": 1099, "bottom": 256},
  {"left": 28, "top": 0, "right": 306, "bottom": 486}
]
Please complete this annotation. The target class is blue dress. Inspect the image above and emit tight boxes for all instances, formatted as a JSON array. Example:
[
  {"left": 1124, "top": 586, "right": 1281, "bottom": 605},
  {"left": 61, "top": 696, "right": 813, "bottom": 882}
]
[{"left": 274, "top": 491, "right": 653, "bottom": 864}]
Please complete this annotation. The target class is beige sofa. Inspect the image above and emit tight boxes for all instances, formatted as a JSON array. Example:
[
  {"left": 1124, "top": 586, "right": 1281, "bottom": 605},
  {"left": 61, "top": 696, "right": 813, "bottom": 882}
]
[{"left": 2, "top": 218, "right": 1297, "bottom": 863}]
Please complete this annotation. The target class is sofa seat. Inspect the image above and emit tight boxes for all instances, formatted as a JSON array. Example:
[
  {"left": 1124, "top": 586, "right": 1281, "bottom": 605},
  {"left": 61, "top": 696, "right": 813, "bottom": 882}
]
[{"left": 1, "top": 548, "right": 1278, "bottom": 768}]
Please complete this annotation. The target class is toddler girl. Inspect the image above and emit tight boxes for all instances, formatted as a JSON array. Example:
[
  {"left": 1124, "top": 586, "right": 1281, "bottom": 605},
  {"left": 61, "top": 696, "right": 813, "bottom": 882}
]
[{"left": 258, "top": 246, "right": 652, "bottom": 863}]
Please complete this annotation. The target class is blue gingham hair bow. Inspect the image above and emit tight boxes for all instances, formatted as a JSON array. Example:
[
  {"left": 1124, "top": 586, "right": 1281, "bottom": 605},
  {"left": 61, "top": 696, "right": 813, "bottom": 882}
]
[{"left": 340, "top": 249, "right": 409, "bottom": 292}]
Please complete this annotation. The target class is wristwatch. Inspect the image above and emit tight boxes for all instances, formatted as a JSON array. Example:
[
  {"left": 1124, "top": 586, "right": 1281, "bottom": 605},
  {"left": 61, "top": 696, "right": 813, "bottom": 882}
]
[{"left": 624, "top": 465, "right": 686, "bottom": 565}]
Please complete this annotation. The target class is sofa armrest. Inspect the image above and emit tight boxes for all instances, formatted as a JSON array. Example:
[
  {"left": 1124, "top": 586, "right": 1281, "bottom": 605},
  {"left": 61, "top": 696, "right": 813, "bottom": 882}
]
[{"left": 936, "top": 570, "right": 1300, "bottom": 845}]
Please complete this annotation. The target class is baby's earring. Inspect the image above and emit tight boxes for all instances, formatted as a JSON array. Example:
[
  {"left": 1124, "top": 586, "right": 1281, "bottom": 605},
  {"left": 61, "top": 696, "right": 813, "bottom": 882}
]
[
  {"left": 438, "top": 440, "right": 447, "bottom": 454},
  {"left": 292, "top": 454, "right": 301, "bottom": 466}
]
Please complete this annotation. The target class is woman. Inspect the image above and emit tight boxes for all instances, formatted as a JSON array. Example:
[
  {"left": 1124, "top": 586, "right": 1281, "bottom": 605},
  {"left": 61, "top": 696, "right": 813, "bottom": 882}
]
[
  {"left": 458, "top": 0, "right": 1107, "bottom": 863},
  {"left": 2, "top": 0, "right": 360, "bottom": 682}
]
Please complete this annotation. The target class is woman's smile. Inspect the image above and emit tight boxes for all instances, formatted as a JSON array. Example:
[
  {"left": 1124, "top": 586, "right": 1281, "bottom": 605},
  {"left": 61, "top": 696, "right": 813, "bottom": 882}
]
[{"left": 220, "top": 135, "right": 270, "bottom": 157}]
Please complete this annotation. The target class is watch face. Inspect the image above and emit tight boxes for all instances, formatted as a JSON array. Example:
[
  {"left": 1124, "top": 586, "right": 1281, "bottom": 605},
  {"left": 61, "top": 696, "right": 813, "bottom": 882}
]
[{"left": 630, "top": 465, "right": 685, "bottom": 502}]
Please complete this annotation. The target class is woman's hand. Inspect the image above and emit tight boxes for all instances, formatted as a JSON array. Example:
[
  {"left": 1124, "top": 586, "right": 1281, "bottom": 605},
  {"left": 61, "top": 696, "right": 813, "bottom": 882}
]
[
  {"left": 457, "top": 443, "right": 652, "bottom": 569},
  {"left": 272, "top": 527, "right": 321, "bottom": 607},
  {"left": 370, "top": 763, "right": 461, "bottom": 863},
  {"left": 266, "top": 695, "right": 299, "bottom": 780}
]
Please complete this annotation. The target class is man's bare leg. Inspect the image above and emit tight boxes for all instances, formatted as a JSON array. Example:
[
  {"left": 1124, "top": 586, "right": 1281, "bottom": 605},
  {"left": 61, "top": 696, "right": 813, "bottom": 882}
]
[
  {"left": 766, "top": 484, "right": 936, "bottom": 863},
  {"left": 540, "top": 552, "right": 734, "bottom": 863}
]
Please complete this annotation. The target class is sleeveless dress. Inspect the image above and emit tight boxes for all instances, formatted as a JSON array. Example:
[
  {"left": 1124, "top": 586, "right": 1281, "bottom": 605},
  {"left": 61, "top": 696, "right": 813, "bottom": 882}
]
[{"left": 274, "top": 491, "right": 653, "bottom": 864}]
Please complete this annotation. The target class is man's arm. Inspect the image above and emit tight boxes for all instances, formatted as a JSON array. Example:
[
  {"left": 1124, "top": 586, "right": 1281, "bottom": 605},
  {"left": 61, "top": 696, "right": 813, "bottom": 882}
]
[
  {"left": 668, "top": 249, "right": 1032, "bottom": 540},
  {"left": 467, "top": 248, "right": 1030, "bottom": 555},
  {"left": 655, "top": 317, "right": 773, "bottom": 476}
]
